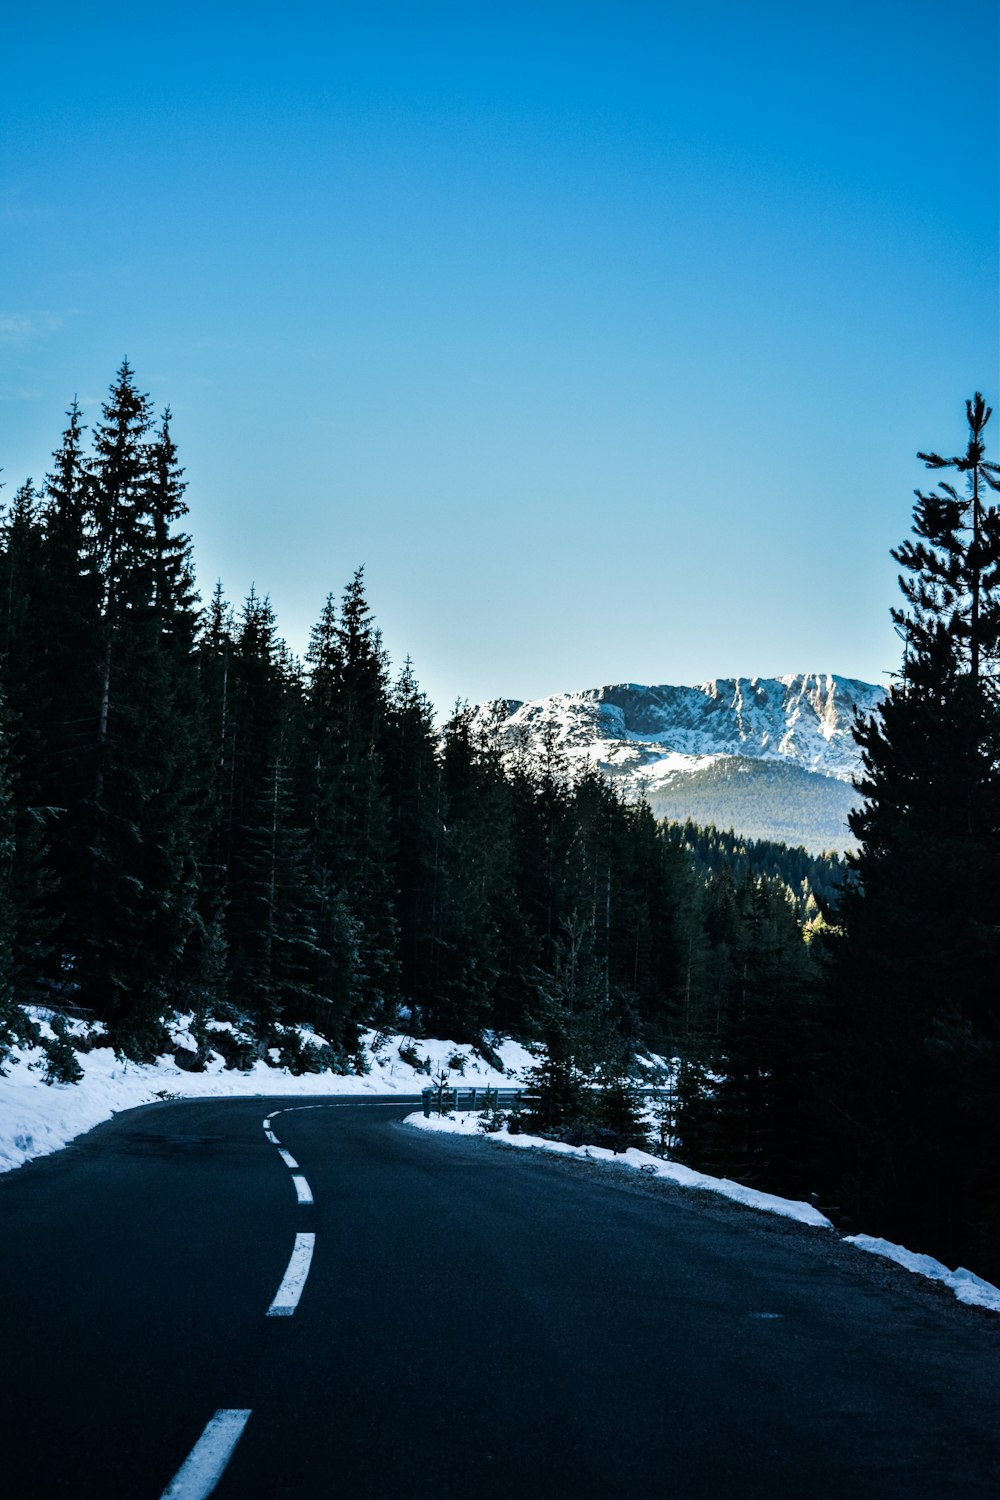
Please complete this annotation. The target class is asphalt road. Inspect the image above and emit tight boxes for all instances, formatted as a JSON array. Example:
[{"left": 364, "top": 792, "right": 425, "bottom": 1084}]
[{"left": 2, "top": 1095, "right": 999, "bottom": 1498}]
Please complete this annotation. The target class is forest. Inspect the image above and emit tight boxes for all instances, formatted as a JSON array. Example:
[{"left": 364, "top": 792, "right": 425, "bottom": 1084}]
[{"left": 1, "top": 366, "right": 998, "bottom": 1280}]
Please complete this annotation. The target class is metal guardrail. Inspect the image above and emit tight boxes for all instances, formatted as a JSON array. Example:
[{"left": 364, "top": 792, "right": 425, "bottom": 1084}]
[{"left": 421, "top": 1086, "right": 523, "bottom": 1117}]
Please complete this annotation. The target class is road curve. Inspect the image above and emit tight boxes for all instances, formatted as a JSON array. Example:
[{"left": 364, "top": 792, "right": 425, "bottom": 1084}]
[{"left": 1, "top": 1095, "right": 998, "bottom": 1498}]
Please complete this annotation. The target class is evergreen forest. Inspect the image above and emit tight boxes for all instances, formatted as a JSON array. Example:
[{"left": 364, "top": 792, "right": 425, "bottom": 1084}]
[{"left": 1, "top": 367, "right": 998, "bottom": 1281}]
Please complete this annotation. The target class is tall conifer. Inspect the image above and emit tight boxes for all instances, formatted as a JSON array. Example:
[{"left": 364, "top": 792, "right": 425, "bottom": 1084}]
[{"left": 829, "top": 394, "right": 1000, "bottom": 1275}]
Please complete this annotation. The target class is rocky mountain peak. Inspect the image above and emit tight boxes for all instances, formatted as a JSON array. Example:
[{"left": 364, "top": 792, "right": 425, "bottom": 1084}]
[{"left": 467, "top": 673, "right": 886, "bottom": 853}]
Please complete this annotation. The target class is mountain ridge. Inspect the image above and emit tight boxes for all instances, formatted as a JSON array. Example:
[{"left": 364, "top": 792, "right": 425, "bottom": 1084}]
[{"left": 470, "top": 673, "right": 886, "bottom": 854}]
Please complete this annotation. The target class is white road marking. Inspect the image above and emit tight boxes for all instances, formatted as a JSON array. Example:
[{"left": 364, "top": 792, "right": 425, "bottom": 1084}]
[
  {"left": 264, "top": 1129, "right": 279, "bottom": 1144},
  {"left": 160, "top": 1409, "right": 252, "bottom": 1500},
  {"left": 267, "top": 1231, "right": 316, "bottom": 1316},
  {"left": 262, "top": 1116, "right": 273, "bottom": 1128},
  {"left": 292, "top": 1173, "right": 313, "bottom": 1204},
  {"left": 277, "top": 1147, "right": 299, "bottom": 1170}
]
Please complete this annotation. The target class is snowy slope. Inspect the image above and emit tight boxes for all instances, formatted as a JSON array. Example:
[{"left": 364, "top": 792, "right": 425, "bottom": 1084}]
[
  {"left": 475, "top": 674, "right": 883, "bottom": 780},
  {"left": 0, "top": 1011, "right": 534, "bottom": 1175},
  {"left": 471, "top": 674, "right": 885, "bottom": 852}
]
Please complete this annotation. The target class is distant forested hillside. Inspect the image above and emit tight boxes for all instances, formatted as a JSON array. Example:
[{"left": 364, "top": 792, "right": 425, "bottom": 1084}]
[
  {"left": 644, "top": 757, "right": 859, "bottom": 855},
  {"left": 666, "top": 821, "right": 845, "bottom": 916}
]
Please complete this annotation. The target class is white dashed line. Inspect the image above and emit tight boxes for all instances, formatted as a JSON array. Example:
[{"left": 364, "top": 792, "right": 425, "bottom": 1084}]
[
  {"left": 261, "top": 1109, "right": 318, "bottom": 1317},
  {"left": 160, "top": 1408, "right": 252, "bottom": 1500},
  {"left": 267, "top": 1232, "right": 316, "bottom": 1316}
]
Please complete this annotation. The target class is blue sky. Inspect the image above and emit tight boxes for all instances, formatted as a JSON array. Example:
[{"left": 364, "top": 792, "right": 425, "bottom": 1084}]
[{"left": 2, "top": 1, "right": 997, "bottom": 715}]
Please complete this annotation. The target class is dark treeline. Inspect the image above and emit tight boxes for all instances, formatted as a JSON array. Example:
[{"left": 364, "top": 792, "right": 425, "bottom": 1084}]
[
  {"left": 1, "top": 368, "right": 998, "bottom": 1282},
  {"left": 0, "top": 363, "right": 818, "bottom": 1087},
  {"left": 668, "top": 821, "right": 844, "bottom": 918}
]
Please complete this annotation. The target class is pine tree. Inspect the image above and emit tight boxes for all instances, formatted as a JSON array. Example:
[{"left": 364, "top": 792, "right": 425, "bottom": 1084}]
[
  {"left": 828, "top": 394, "right": 1000, "bottom": 1276},
  {"left": 382, "top": 658, "right": 443, "bottom": 1028},
  {"left": 73, "top": 367, "right": 204, "bottom": 1055},
  {"left": 179, "top": 582, "right": 235, "bottom": 1022},
  {"left": 905, "top": 392, "right": 1000, "bottom": 688},
  {"left": 0, "top": 681, "right": 44, "bottom": 1067},
  {"left": 703, "top": 875, "right": 816, "bottom": 1185},
  {"left": 521, "top": 907, "right": 619, "bottom": 1136},
  {"left": 429, "top": 706, "right": 518, "bottom": 1039},
  {"left": 223, "top": 590, "right": 315, "bottom": 1039},
  {"left": 507, "top": 717, "right": 574, "bottom": 998},
  {"left": 0, "top": 485, "right": 59, "bottom": 1013},
  {"left": 88, "top": 361, "right": 155, "bottom": 792},
  {"left": 303, "top": 574, "right": 399, "bottom": 1027},
  {"left": 0, "top": 479, "right": 50, "bottom": 783},
  {"left": 298, "top": 594, "right": 364, "bottom": 1044},
  {"left": 38, "top": 401, "right": 102, "bottom": 970},
  {"left": 237, "top": 742, "right": 320, "bottom": 1035}
]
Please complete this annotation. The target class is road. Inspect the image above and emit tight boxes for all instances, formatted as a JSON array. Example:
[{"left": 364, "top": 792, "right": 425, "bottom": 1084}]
[{"left": 1, "top": 1095, "right": 998, "bottom": 1498}]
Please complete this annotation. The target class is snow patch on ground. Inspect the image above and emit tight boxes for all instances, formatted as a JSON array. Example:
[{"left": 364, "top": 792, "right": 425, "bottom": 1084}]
[
  {"left": 406, "top": 1111, "right": 834, "bottom": 1228},
  {"left": 844, "top": 1234, "right": 1000, "bottom": 1314},
  {"left": 0, "top": 1019, "right": 534, "bottom": 1174}
]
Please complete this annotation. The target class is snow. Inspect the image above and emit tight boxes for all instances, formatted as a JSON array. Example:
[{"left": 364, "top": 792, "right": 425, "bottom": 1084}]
[
  {"left": 0, "top": 1014, "right": 534, "bottom": 1174},
  {"left": 405, "top": 1110, "right": 835, "bottom": 1229},
  {"left": 469, "top": 674, "right": 885, "bottom": 788},
  {"left": 637, "top": 751, "right": 722, "bottom": 779},
  {"left": 844, "top": 1235, "right": 1000, "bottom": 1314}
]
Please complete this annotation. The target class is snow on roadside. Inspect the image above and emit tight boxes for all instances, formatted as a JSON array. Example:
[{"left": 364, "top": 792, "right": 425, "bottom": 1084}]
[
  {"left": 9, "top": 1020, "right": 999, "bottom": 1322},
  {"left": 844, "top": 1235, "right": 1000, "bottom": 1314},
  {"left": 406, "top": 1111, "right": 834, "bottom": 1228},
  {"left": 407, "top": 1113, "right": 1000, "bottom": 1316},
  {"left": 0, "top": 1019, "right": 534, "bottom": 1175}
]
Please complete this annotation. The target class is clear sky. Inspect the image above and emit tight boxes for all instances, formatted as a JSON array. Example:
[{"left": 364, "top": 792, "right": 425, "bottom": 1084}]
[{"left": 2, "top": 1, "right": 997, "bottom": 716}]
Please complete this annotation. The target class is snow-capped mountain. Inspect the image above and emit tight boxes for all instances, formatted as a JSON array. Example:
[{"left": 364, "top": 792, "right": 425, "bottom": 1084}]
[{"left": 470, "top": 674, "right": 886, "bottom": 854}]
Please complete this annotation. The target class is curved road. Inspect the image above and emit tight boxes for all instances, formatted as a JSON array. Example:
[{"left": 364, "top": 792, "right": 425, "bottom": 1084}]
[{"left": 2, "top": 1096, "right": 998, "bottom": 1497}]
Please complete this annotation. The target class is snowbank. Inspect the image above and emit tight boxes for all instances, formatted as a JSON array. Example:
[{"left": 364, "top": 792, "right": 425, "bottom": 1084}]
[
  {"left": 406, "top": 1110, "right": 834, "bottom": 1228},
  {"left": 0, "top": 1017, "right": 534, "bottom": 1174},
  {"left": 844, "top": 1234, "right": 1000, "bottom": 1314}
]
